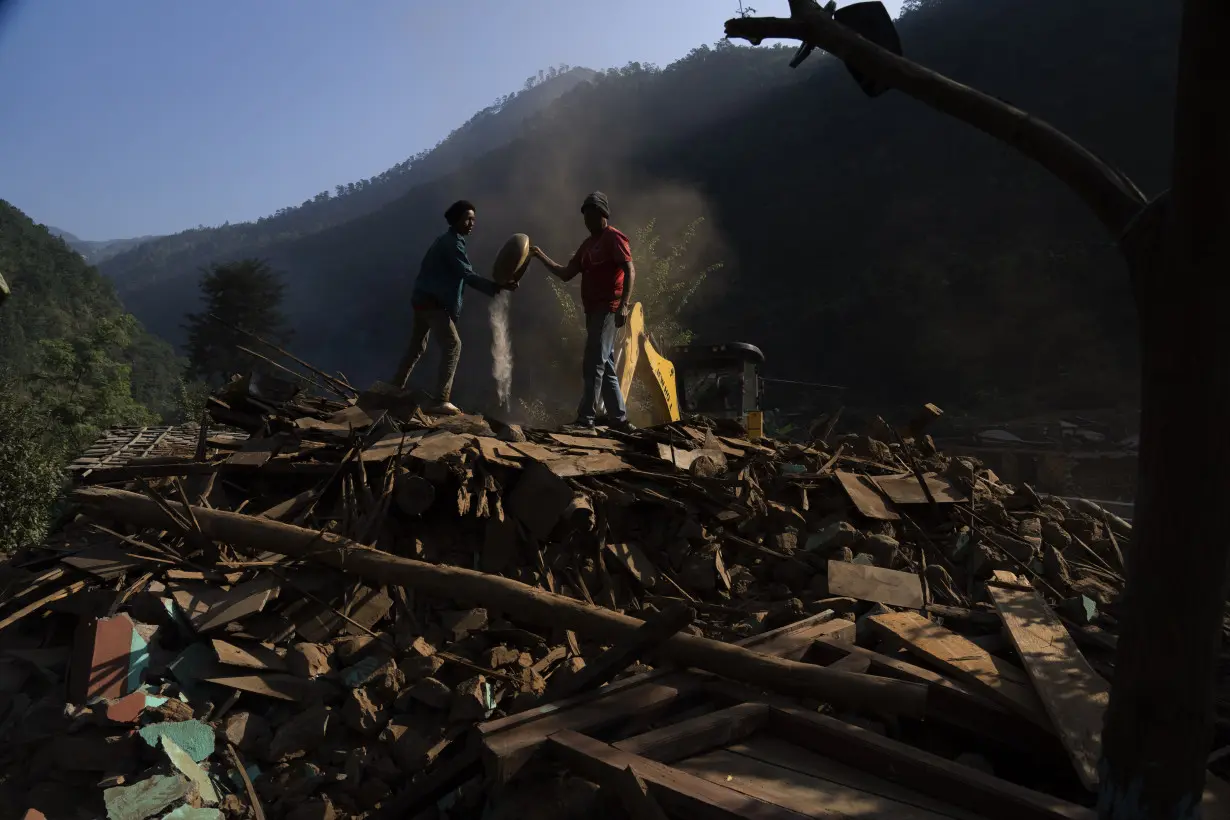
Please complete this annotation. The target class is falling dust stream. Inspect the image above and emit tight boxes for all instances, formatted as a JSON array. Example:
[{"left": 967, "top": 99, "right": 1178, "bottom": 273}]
[{"left": 490, "top": 290, "right": 514, "bottom": 407}]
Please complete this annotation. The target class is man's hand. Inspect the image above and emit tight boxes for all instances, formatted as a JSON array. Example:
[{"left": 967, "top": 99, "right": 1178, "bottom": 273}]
[
  {"left": 614, "top": 304, "right": 630, "bottom": 328},
  {"left": 500, "top": 280, "right": 520, "bottom": 292},
  {"left": 529, "top": 246, "right": 545, "bottom": 261}
]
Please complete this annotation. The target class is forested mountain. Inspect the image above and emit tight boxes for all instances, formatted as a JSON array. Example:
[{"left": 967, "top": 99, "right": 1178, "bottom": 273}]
[
  {"left": 100, "top": 66, "right": 596, "bottom": 291},
  {"left": 104, "top": 0, "right": 1175, "bottom": 419},
  {"left": 48, "top": 227, "right": 163, "bottom": 265},
  {"left": 0, "top": 202, "right": 183, "bottom": 420}
]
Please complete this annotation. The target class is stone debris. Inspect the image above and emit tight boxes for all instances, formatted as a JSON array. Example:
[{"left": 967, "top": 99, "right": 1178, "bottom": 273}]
[{"left": 0, "top": 367, "right": 1178, "bottom": 819}]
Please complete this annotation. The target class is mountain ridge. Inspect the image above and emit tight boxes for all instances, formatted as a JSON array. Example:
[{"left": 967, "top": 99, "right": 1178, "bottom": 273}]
[
  {"left": 100, "top": 0, "right": 1174, "bottom": 418},
  {"left": 47, "top": 226, "right": 163, "bottom": 265},
  {"left": 98, "top": 65, "right": 598, "bottom": 291}
]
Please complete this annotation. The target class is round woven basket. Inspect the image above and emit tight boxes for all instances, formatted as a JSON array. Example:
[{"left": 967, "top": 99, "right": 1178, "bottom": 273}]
[{"left": 492, "top": 233, "right": 531, "bottom": 285}]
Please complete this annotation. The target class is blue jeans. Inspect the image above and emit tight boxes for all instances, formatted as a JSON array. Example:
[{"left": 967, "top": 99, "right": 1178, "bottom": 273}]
[{"left": 578, "top": 311, "right": 627, "bottom": 424}]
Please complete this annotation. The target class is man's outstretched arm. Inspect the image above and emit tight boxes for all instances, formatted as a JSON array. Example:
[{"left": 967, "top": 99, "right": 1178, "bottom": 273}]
[
  {"left": 448, "top": 236, "right": 508, "bottom": 296},
  {"left": 530, "top": 246, "right": 581, "bottom": 281}
]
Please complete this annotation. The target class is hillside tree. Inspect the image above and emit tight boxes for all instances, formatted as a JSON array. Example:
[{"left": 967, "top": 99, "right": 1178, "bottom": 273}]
[
  {"left": 724, "top": 0, "right": 1226, "bottom": 816},
  {"left": 183, "top": 259, "right": 293, "bottom": 387},
  {"left": 26, "top": 313, "right": 158, "bottom": 447}
]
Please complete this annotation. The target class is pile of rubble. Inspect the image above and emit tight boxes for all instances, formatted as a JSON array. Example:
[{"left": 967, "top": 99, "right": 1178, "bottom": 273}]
[{"left": 0, "top": 365, "right": 1183, "bottom": 820}]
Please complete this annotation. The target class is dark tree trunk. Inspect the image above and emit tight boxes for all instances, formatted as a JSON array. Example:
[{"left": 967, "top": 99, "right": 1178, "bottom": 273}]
[
  {"left": 1098, "top": 1, "right": 1230, "bottom": 817},
  {"left": 723, "top": 2, "right": 1229, "bottom": 813}
]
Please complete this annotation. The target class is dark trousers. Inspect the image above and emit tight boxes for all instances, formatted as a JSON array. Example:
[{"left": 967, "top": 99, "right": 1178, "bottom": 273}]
[
  {"left": 578, "top": 310, "right": 627, "bottom": 424},
  {"left": 393, "top": 307, "right": 460, "bottom": 401}
]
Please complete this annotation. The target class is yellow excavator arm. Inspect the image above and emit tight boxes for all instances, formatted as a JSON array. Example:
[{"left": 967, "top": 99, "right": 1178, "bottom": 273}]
[{"left": 615, "top": 302, "right": 681, "bottom": 426}]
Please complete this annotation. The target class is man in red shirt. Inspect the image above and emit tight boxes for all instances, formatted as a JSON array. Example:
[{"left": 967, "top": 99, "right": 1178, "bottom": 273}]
[{"left": 531, "top": 191, "right": 637, "bottom": 431}]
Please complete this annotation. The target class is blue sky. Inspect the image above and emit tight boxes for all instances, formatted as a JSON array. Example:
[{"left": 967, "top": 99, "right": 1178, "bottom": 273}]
[{"left": 0, "top": 0, "right": 903, "bottom": 240}]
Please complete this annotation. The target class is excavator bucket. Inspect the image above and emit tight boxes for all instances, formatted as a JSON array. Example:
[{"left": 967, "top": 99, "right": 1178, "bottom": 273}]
[{"left": 615, "top": 303, "right": 681, "bottom": 427}]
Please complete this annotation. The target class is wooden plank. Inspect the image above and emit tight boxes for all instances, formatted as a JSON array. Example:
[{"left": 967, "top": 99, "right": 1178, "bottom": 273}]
[
  {"left": 550, "top": 433, "right": 627, "bottom": 451},
  {"left": 323, "top": 405, "right": 374, "bottom": 428},
  {"left": 170, "top": 575, "right": 280, "bottom": 634},
  {"left": 482, "top": 677, "right": 695, "bottom": 783},
  {"left": 657, "top": 444, "right": 727, "bottom": 472},
  {"left": 204, "top": 670, "right": 335, "bottom": 702},
  {"left": 545, "top": 452, "right": 630, "bottom": 478},
  {"left": 987, "top": 577, "right": 1110, "bottom": 791},
  {"left": 225, "top": 435, "right": 284, "bottom": 468},
  {"left": 871, "top": 472, "right": 968, "bottom": 505},
  {"left": 807, "top": 638, "right": 1058, "bottom": 750},
  {"left": 476, "top": 436, "right": 525, "bottom": 468},
  {"left": 476, "top": 612, "right": 847, "bottom": 783},
  {"left": 767, "top": 706, "right": 1094, "bottom": 820},
  {"left": 677, "top": 747, "right": 965, "bottom": 820},
  {"left": 730, "top": 736, "right": 986, "bottom": 820},
  {"left": 408, "top": 432, "right": 474, "bottom": 462},
  {"left": 749, "top": 616, "right": 854, "bottom": 661},
  {"left": 719, "top": 436, "right": 773, "bottom": 455},
  {"left": 508, "top": 440, "right": 565, "bottom": 462},
  {"left": 61, "top": 544, "right": 150, "bottom": 580},
  {"left": 823, "top": 653, "right": 871, "bottom": 674},
  {"left": 293, "top": 417, "right": 352, "bottom": 436},
  {"left": 826, "top": 561, "right": 924, "bottom": 609},
  {"left": 210, "top": 639, "right": 288, "bottom": 672},
  {"left": 77, "top": 461, "right": 222, "bottom": 484},
  {"left": 360, "top": 430, "right": 429, "bottom": 463},
  {"left": 614, "top": 703, "right": 770, "bottom": 762},
  {"left": 547, "top": 729, "right": 811, "bottom": 820},
  {"left": 834, "top": 471, "right": 900, "bottom": 520},
  {"left": 867, "top": 611, "right": 1051, "bottom": 729},
  {"left": 256, "top": 488, "right": 320, "bottom": 522},
  {"left": 604, "top": 542, "right": 660, "bottom": 589}
]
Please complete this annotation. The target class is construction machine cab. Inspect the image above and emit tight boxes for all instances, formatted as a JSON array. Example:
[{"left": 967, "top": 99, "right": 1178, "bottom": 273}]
[{"left": 671, "top": 342, "right": 764, "bottom": 422}]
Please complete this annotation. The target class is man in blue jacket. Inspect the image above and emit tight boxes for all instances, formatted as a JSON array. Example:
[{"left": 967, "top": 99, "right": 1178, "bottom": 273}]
[{"left": 392, "top": 200, "right": 514, "bottom": 415}]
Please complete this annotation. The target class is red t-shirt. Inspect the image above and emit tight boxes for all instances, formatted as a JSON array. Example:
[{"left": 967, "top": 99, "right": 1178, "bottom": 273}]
[{"left": 571, "top": 226, "right": 631, "bottom": 313}]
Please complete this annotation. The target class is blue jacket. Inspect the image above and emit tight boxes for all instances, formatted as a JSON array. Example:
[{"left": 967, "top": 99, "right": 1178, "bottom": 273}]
[{"left": 411, "top": 229, "right": 499, "bottom": 318}]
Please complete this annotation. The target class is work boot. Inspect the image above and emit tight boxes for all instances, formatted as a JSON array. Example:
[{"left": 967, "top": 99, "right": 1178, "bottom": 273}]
[
  {"left": 569, "top": 419, "right": 597, "bottom": 430},
  {"left": 608, "top": 418, "right": 637, "bottom": 433},
  {"left": 428, "top": 401, "right": 462, "bottom": 416}
]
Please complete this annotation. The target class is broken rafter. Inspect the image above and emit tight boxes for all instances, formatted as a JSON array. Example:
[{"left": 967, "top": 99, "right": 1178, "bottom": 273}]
[{"left": 73, "top": 486, "right": 928, "bottom": 717}]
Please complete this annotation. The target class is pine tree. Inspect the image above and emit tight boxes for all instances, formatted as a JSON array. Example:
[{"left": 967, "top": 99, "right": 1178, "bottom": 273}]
[{"left": 182, "top": 259, "right": 293, "bottom": 386}]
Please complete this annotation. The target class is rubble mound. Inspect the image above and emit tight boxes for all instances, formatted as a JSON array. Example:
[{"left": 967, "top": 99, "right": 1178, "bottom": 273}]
[{"left": 0, "top": 371, "right": 1157, "bottom": 819}]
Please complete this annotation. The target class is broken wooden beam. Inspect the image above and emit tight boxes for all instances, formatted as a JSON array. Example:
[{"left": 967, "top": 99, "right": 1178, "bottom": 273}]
[
  {"left": 866, "top": 610, "right": 1047, "bottom": 727},
  {"left": 988, "top": 572, "right": 1109, "bottom": 791},
  {"left": 549, "top": 602, "right": 695, "bottom": 700},
  {"left": 74, "top": 487, "right": 928, "bottom": 718}
]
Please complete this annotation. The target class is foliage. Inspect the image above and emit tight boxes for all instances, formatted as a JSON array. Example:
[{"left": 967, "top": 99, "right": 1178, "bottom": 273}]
[
  {"left": 26, "top": 313, "right": 158, "bottom": 452},
  {"left": 0, "top": 371, "right": 66, "bottom": 555},
  {"left": 0, "top": 201, "right": 177, "bottom": 554},
  {"left": 0, "top": 199, "right": 184, "bottom": 399},
  {"left": 630, "top": 218, "right": 722, "bottom": 350},
  {"left": 547, "top": 217, "right": 720, "bottom": 351},
  {"left": 182, "top": 259, "right": 293, "bottom": 387},
  {"left": 172, "top": 377, "right": 212, "bottom": 425}
]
